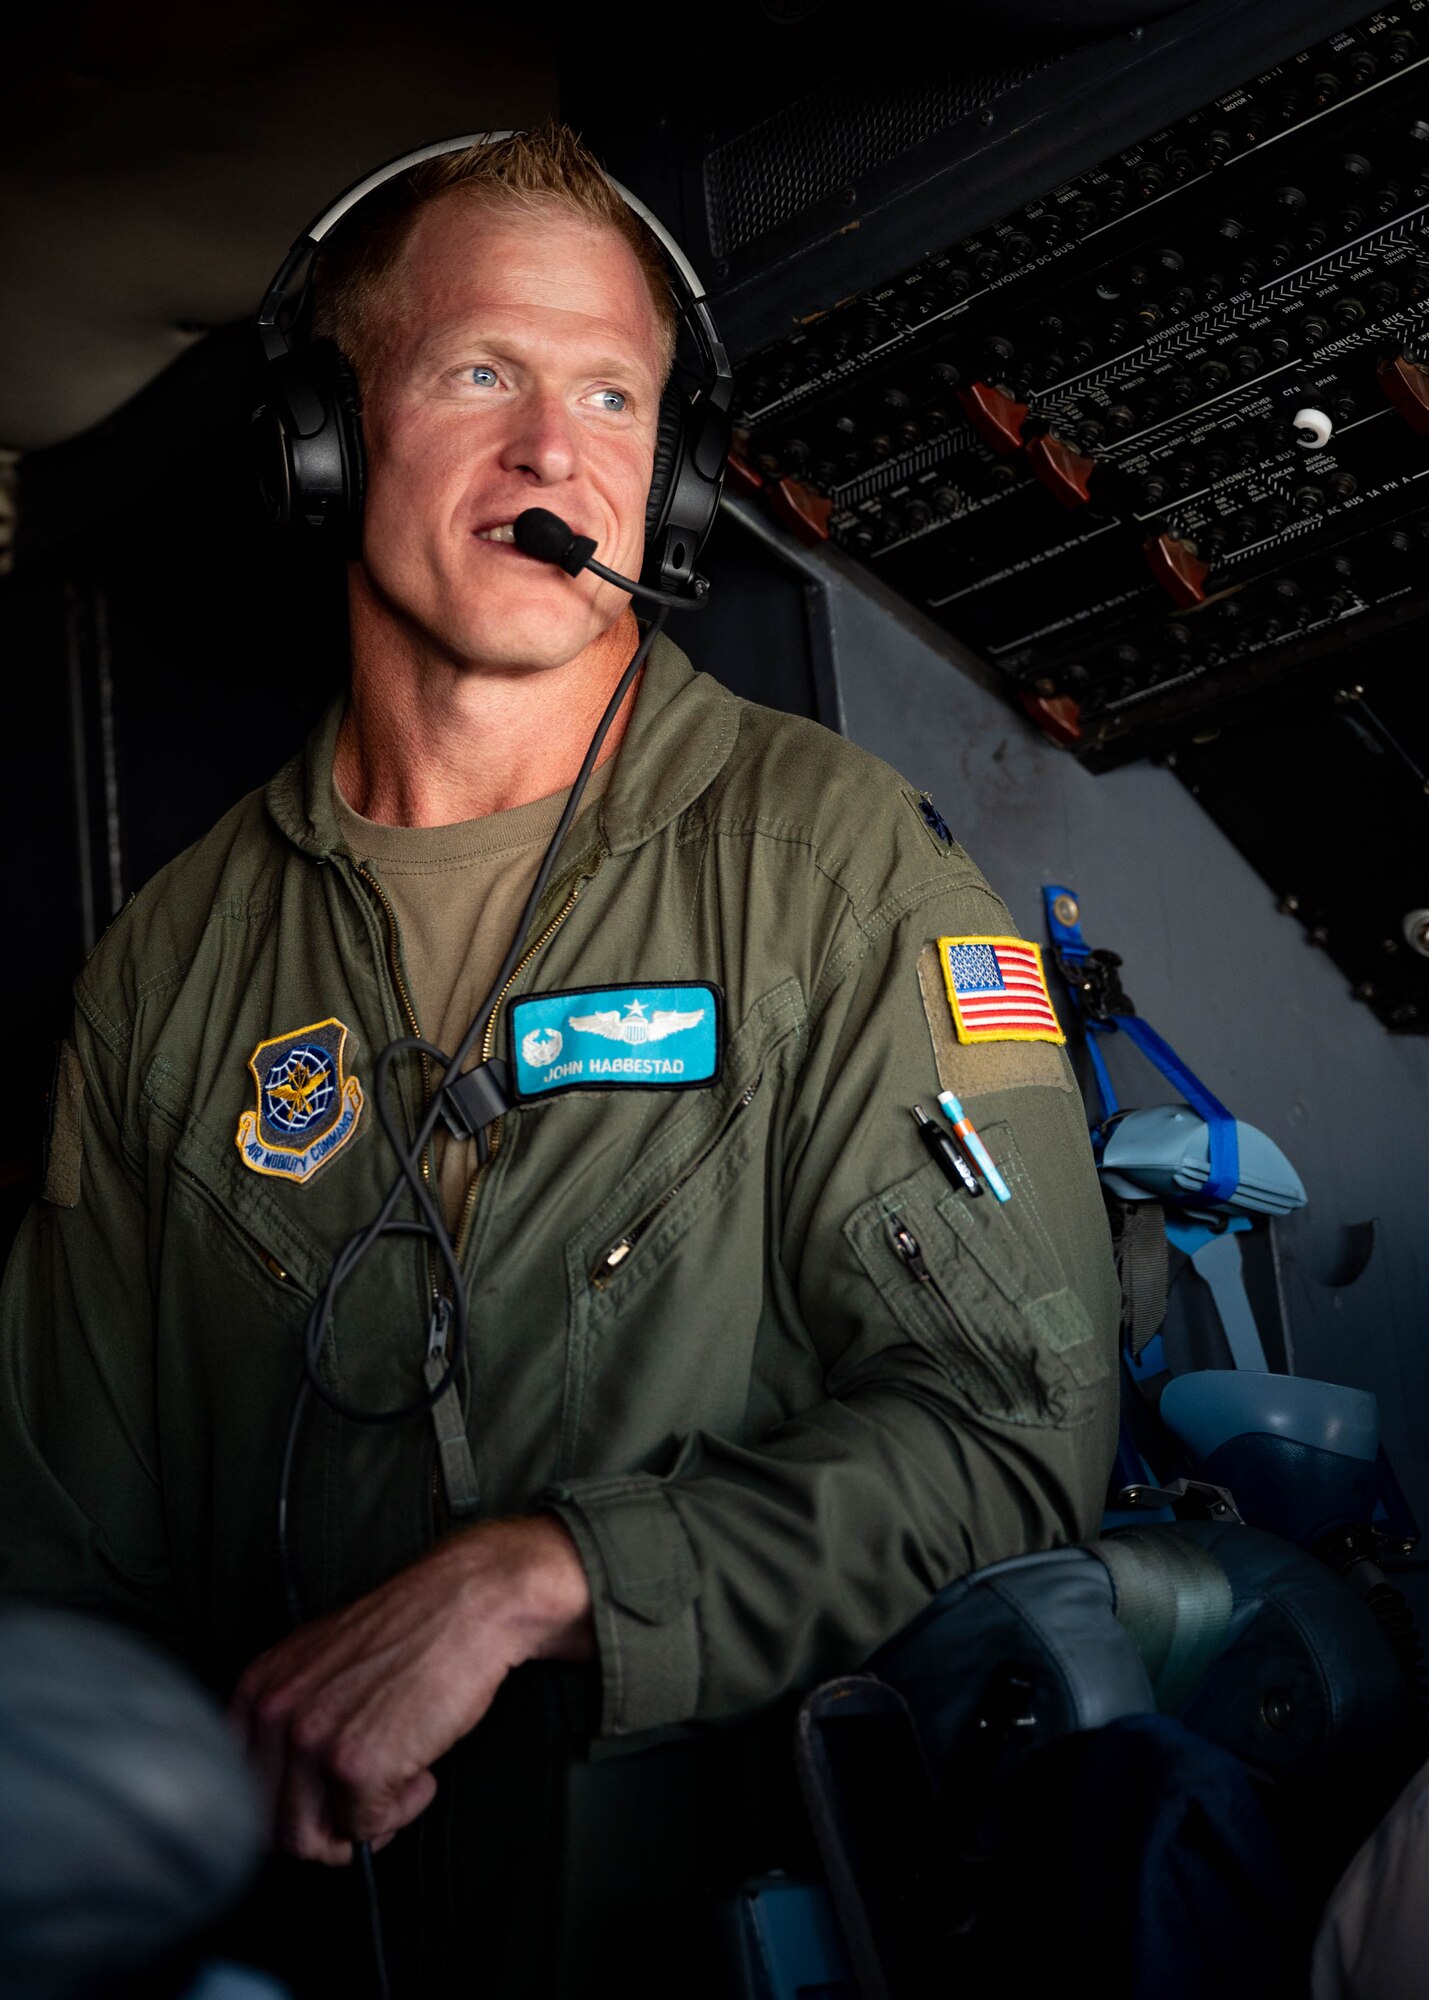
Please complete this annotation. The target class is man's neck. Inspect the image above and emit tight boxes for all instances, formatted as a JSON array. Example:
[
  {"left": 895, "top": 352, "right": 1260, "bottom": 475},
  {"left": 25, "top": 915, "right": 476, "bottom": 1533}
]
[{"left": 336, "top": 593, "right": 643, "bottom": 828}]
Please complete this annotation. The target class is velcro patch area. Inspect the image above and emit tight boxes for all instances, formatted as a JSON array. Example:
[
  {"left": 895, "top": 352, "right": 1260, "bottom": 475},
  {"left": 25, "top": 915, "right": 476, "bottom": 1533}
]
[
  {"left": 43, "top": 1040, "right": 85, "bottom": 1207},
  {"left": 918, "top": 945, "right": 1071, "bottom": 1099}
]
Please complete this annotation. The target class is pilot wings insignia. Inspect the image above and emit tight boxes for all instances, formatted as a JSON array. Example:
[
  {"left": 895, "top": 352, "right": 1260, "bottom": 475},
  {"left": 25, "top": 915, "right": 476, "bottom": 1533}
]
[{"left": 568, "top": 998, "right": 705, "bottom": 1046}]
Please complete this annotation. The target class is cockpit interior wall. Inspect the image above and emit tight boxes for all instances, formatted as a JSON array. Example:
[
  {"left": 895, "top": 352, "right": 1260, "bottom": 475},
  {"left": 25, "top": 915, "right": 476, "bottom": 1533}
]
[
  {"left": 1, "top": 0, "right": 1425, "bottom": 1579},
  {"left": 577, "top": 0, "right": 1429, "bottom": 1037}
]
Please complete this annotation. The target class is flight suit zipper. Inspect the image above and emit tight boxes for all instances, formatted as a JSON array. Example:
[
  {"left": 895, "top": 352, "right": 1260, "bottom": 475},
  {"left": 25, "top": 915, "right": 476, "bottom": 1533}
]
[
  {"left": 433, "top": 880, "right": 583, "bottom": 1528},
  {"left": 353, "top": 858, "right": 463, "bottom": 1528},
  {"left": 450, "top": 882, "right": 584, "bottom": 1262},
  {"left": 886, "top": 1215, "right": 959, "bottom": 1322},
  {"left": 355, "top": 860, "right": 584, "bottom": 1527},
  {"left": 353, "top": 861, "right": 439, "bottom": 1302},
  {"left": 589, "top": 1075, "right": 763, "bottom": 1289}
]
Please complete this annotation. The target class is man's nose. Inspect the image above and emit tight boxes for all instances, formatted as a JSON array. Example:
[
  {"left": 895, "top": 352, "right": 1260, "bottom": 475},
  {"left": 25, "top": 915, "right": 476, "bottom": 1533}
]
[{"left": 499, "top": 390, "right": 578, "bottom": 485}]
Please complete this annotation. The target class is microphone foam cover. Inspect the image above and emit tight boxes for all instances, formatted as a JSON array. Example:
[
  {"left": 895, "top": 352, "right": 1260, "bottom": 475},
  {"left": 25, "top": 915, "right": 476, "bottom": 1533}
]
[{"left": 514, "top": 508, "right": 577, "bottom": 565}]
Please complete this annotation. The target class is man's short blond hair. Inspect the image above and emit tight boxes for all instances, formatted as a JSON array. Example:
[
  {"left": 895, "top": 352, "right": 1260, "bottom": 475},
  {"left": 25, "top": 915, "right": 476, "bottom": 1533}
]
[{"left": 310, "top": 121, "right": 678, "bottom": 390}]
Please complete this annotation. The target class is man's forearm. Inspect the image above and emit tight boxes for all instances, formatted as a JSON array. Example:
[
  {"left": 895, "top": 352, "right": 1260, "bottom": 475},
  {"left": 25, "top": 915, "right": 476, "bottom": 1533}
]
[
  {"left": 231, "top": 1511, "right": 594, "bottom": 1863},
  {"left": 491, "top": 1512, "right": 596, "bottom": 1664}
]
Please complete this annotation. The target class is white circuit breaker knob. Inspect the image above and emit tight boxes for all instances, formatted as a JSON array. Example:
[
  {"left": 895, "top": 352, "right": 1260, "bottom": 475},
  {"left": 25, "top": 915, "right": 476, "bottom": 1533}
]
[{"left": 1293, "top": 407, "right": 1335, "bottom": 449}]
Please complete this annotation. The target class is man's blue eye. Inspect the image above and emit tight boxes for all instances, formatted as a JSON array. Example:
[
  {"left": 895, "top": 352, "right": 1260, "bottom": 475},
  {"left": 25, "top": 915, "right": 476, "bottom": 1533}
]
[
  {"left": 595, "top": 389, "right": 626, "bottom": 412},
  {"left": 468, "top": 366, "right": 498, "bottom": 387}
]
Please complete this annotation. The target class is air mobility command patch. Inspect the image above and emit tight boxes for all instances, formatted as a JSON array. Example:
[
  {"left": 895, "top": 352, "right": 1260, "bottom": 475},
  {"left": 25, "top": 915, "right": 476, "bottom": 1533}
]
[
  {"left": 510, "top": 983, "right": 721, "bottom": 1100},
  {"left": 938, "top": 937, "right": 1065, "bottom": 1046},
  {"left": 235, "top": 1017, "right": 364, "bottom": 1182}
]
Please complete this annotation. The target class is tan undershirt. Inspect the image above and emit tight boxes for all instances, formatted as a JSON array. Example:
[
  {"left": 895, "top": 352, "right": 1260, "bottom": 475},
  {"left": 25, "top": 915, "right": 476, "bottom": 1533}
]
[{"left": 332, "top": 760, "right": 613, "bottom": 1231}]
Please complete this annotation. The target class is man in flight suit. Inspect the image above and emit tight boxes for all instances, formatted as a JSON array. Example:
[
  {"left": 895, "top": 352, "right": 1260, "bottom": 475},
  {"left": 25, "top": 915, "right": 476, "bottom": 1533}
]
[{"left": 0, "top": 126, "right": 1120, "bottom": 1993}]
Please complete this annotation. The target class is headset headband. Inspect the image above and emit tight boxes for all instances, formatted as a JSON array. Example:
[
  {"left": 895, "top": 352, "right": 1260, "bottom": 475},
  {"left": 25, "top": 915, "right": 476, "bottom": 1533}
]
[{"left": 255, "top": 130, "right": 731, "bottom": 409}]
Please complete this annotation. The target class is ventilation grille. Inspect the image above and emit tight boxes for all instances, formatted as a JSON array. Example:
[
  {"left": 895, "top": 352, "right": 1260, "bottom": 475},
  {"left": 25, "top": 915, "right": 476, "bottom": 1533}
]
[{"left": 703, "top": 64, "right": 1056, "bottom": 261}]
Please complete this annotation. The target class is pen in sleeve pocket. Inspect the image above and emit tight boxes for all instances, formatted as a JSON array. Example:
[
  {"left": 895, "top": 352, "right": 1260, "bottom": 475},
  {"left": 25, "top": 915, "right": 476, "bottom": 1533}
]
[
  {"left": 937, "top": 1091, "right": 1012, "bottom": 1204},
  {"left": 911, "top": 1105, "right": 982, "bottom": 1197}
]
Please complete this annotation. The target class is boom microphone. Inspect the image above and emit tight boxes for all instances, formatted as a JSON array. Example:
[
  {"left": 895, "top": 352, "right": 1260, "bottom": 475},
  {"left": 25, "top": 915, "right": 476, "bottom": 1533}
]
[{"left": 513, "top": 508, "right": 709, "bottom": 609}]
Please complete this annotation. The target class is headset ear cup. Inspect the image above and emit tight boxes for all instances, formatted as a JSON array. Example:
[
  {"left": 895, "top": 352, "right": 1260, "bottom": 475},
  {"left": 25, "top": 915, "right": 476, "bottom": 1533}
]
[
  {"left": 250, "top": 401, "right": 296, "bottom": 530},
  {"left": 645, "top": 383, "right": 686, "bottom": 547},
  {"left": 250, "top": 338, "right": 364, "bottom": 543},
  {"left": 326, "top": 346, "right": 366, "bottom": 534}
]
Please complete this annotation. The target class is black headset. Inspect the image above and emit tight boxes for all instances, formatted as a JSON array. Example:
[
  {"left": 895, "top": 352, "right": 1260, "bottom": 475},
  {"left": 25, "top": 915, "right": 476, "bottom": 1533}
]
[{"left": 250, "top": 131, "right": 732, "bottom": 594}]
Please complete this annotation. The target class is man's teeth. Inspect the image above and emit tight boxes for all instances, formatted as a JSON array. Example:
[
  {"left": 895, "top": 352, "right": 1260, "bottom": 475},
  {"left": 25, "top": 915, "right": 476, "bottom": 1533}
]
[{"left": 476, "top": 523, "right": 516, "bottom": 543}]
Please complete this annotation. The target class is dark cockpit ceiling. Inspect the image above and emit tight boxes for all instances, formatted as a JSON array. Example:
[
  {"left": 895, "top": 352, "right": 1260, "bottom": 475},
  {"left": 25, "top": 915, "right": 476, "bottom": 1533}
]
[
  {"left": 0, "top": 0, "right": 1185, "bottom": 456},
  {"left": 0, "top": 5, "right": 556, "bottom": 455}
]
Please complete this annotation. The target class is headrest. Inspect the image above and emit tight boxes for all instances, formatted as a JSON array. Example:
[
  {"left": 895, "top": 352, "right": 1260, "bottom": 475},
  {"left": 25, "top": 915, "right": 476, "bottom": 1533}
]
[{"left": 1099, "top": 1105, "right": 1307, "bottom": 1217}]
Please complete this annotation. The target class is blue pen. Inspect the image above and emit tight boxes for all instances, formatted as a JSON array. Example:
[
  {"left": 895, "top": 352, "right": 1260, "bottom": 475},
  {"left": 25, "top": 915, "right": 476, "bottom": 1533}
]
[{"left": 937, "top": 1091, "right": 1012, "bottom": 1203}]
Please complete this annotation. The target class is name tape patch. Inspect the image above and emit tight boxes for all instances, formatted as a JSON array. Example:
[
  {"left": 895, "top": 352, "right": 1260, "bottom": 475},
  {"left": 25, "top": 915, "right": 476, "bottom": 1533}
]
[
  {"left": 510, "top": 983, "right": 722, "bottom": 1099},
  {"left": 938, "top": 936, "right": 1065, "bottom": 1046}
]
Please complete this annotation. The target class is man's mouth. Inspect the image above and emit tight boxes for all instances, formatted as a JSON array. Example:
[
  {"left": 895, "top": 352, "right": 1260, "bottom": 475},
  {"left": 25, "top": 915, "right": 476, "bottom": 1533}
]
[{"left": 472, "top": 517, "right": 598, "bottom": 553}]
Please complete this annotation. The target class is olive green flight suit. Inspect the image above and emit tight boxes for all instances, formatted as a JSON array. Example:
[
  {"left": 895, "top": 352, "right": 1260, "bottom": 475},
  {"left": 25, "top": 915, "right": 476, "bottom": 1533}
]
[{"left": 0, "top": 635, "right": 1119, "bottom": 1992}]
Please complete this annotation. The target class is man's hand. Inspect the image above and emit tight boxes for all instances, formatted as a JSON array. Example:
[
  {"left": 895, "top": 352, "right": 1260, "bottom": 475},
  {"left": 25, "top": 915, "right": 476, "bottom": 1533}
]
[{"left": 231, "top": 1513, "right": 593, "bottom": 1865}]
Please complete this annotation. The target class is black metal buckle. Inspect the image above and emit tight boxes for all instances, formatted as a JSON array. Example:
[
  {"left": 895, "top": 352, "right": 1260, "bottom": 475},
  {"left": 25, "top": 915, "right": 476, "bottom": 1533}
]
[
  {"left": 1055, "top": 946, "right": 1136, "bottom": 1023},
  {"left": 1116, "top": 1477, "right": 1243, "bottom": 1525}
]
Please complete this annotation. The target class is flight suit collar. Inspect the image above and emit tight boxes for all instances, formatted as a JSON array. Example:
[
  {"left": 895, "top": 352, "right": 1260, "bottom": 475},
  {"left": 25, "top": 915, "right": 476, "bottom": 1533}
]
[{"left": 264, "top": 632, "right": 742, "bottom": 862}]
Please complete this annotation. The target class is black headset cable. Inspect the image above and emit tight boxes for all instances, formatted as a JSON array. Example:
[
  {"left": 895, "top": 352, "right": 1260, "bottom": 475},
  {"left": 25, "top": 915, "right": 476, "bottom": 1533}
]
[{"left": 276, "top": 607, "right": 668, "bottom": 1611}]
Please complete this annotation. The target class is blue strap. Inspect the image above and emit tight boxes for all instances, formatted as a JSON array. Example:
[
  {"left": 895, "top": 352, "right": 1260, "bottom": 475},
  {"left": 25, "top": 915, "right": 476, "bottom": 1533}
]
[
  {"left": 1042, "top": 883, "right": 1240, "bottom": 1206},
  {"left": 1110, "top": 1417, "right": 1156, "bottom": 1494},
  {"left": 1043, "top": 882, "right": 1089, "bottom": 961},
  {"left": 1044, "top": 886, "right": 1121, "bottom": 1124},
  {"left": 1084, "top": 1024, "right": 1119, "bottom": 1124},
  {"left": 1115, "top": 1017, "right": 1240, "bottom": 1206},
  {"left": 1103, "top": 1395, "right": 1175, "bottom": 1530}
]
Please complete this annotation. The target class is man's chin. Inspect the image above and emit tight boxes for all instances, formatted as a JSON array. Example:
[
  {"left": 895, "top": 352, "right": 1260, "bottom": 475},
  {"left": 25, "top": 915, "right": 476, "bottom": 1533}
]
[
  {"left": 444, "top": 604, "right": 623, "bottom": 678},
  {"left": 351, "top": 560, "right": 635, "bottom": 680}
]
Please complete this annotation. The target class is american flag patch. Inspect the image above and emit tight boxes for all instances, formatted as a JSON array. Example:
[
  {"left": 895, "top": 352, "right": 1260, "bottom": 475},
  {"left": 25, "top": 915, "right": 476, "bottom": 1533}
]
[{"left": 938, "top": 936, "right": 1065, "bottom": 1046}]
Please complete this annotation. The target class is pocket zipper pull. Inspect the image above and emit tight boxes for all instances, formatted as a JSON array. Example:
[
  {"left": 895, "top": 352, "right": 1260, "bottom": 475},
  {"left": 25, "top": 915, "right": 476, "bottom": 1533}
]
[
  {"left": 588, "top": 1074, "right": 764, "bottom": 1291},
  {"left": 591, "top": 1239, "right": 635, "bottom": 1288},
  {"left": 887, "top": 1216, "right": 932, "bottom": 1283}
]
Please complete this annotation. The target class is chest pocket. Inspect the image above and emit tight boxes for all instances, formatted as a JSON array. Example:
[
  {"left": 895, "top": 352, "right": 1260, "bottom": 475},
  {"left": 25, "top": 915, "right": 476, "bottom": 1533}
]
[
  {"left": 845, "top": 1121, "right": 1109, "bottom": 1429},
  {"left": 555, "top": 980, "right": 805, "bottom": 1475},
  {"left": 165, "top": 1111, "right": 327, "bottom": 1306}
]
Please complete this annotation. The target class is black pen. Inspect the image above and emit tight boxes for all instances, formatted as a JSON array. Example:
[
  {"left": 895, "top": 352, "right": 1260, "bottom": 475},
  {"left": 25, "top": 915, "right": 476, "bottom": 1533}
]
[{"left": 911, "top": 1104, "right": 983, "bottom": 1197}]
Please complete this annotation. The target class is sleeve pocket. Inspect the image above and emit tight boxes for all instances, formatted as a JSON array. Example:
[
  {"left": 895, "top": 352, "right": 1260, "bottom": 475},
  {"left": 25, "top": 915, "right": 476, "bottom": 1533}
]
[{"left": 844, "top": 1124, "right": 1110, "bottom": 1429}]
